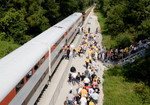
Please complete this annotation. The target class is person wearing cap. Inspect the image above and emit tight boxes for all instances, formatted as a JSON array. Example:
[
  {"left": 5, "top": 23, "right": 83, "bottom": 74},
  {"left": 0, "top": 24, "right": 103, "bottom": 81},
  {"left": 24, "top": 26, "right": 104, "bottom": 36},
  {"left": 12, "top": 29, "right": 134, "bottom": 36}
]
[
  {"left": 80, "top": 94, "right": 87, "bottom": 105},
  {"left": 91, "top": 90, "right": 99, "bottom": 105}
]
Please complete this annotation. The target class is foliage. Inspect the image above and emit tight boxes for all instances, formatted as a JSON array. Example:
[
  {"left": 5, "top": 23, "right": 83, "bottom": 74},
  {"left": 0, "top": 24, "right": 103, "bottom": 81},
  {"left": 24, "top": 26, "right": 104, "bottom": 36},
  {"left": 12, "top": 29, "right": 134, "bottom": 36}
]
[
  {"left": 96, "top": 0, "right": 150, "bottom": 48},
  {"left": 26, "top": 2, "right": 50, "bottom": 35},
  {"left": 0, "top": 8, "right": 28, "bottom": 44},
  {"left": 104, "top": 58, "right": 150, "bottom": 105},
  {"left": 0, "top": 41, "right": 20, "bottom": 59},
  {"left": 135, "top": 82, "right": 150, "bottom": 104},
  {"left": 95, "top": 11, "right": 117, "bottom": 49},
  {"left": 59, "top": 0, "right": 79, "bottom": 18},
  {"left": 115, "top": 32, "right": 133, "bottom": 48},
  {"left": 0, "top": 0, "right": 92, "bottom": 59},
  {"left": 103, "top": 68, "right": 143, "bottom": 105},
  {"left": 122, "top": 58, "right": 150, "bottom": 85}
]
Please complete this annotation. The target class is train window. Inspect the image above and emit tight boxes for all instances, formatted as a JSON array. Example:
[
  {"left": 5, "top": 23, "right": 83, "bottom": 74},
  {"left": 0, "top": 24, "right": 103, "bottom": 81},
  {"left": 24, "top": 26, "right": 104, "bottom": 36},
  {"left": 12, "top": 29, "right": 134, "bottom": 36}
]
[
  {"left": 16, "top": 79, "right": 24, "bottom": 93},
  {"left": 26, "top": 69, "right": 33, "bottom": 81},
  {"left": 34, "top": 62, "right": 39, "bottom": 71},
  {"left": 41, "top": 56, "right": 45, "bottom": 64}
]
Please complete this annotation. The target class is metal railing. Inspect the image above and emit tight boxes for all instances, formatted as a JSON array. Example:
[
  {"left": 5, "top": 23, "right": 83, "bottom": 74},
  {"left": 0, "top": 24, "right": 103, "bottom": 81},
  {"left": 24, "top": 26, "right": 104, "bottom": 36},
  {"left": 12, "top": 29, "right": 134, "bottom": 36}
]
[{"left": 120, "top": 47, "right": 150, "bottom": 66}]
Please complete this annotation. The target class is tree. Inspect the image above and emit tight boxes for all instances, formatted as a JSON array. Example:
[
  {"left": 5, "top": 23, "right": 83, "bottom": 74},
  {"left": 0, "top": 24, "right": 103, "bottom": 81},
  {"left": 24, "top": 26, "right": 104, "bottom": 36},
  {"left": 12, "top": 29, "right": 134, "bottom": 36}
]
[
  {"left": 106, "top": 4, "right": 125, "bottom": 35},
  {"left": 42, "top": 0, "right": 60, "bottom": 25},
  {"left": 0, "top": 8, "right": 29, "bottom": 44},
  {"left": 26, "top": 2, "right": 50, "bottom": 36},
  {"left": 59, "top": 0, "right": 79, "bottom": 18}
]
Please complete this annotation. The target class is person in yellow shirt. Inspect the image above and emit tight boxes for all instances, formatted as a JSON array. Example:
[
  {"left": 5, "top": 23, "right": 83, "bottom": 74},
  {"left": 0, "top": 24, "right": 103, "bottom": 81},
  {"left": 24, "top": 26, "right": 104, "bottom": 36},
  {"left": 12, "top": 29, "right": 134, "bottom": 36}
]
[
  {"left": 126, "top": 47, "right": 129, "bottom": 56},
  {"left": 85, "top": 57, "right": 89, "bottom": 69},
  {"left": 93, "top": 76, "right": 98, "bottom": 83},
  {"left": 89, "top": 99, "right": 94, "bottom": 105},
  {"left": 78, "top": 46, "right": 81, "bottom": 57},
  {"left": 88, "top": 49, "right": 92, "bottom": 56},
  {"left": 96, "top": 48, "right": 98, "bottom": 52},
  {"left": 92, "top": 45, "right": 95, "bottom": 49},
  {"left": 85, "top": 32, "right": 88, "bottom": 36},
  {"left": 85, "top": 43, "right": 88, "bottom": 47},
  {"left": 80, "top": 87, "right": 87, "bottom": 97}
]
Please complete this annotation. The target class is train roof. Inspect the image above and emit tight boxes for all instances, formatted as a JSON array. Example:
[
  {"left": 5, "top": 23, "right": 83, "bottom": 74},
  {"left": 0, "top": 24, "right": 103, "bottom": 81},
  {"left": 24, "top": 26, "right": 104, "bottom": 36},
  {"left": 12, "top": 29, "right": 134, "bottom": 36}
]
[
  {"left": 0, "top": 12, "right": 82, "bottom": 102},
  {"left": 29, "top": 12, "right": 82, "bottom": 48}
]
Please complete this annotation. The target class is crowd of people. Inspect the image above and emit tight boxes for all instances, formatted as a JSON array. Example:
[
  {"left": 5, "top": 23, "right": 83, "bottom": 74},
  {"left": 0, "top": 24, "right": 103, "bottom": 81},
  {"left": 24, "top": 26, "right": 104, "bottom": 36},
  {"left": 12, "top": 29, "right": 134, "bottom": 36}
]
[
  {"left": 67, "top": 66, "right": 101, "bottom": 105},
  {"left": 64, "top": 26, "right": 150, "bottom": 66},
  {"left": 64, "top": 25, "right": 150, "bottom": 105},
  {"left": 64, "top": 27, "right": 102, "bottom": 105}
]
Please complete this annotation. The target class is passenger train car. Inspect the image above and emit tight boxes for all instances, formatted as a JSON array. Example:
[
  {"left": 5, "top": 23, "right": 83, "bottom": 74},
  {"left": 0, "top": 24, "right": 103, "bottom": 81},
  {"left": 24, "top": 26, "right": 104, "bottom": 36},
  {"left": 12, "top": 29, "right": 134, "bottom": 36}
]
[{"left": 0, "top": 12, "right": 83, "bottom": 105}]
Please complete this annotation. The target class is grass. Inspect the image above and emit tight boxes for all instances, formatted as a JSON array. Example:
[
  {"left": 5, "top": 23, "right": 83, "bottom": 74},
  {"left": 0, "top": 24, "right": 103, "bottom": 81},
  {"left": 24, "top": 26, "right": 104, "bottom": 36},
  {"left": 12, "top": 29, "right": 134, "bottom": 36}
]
[
  {"left": 0, "top": 41, "right": 20, "bottom": 59},
  {"left": 103, "top": 69, "right": 143, "bottom": 105},
  {"left": 103, "top": 61, "right": 150, "bottom": 105},
  {"left": 95, "top": 11, "right": 117, "bottom": 49}
]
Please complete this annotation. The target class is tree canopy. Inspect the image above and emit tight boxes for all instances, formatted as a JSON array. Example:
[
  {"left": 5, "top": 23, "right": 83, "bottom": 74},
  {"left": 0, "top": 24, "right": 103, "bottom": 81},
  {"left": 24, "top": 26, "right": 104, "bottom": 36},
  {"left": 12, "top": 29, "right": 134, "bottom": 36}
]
[
  {"left": 0, "top": 0, "right": 92, "bottom": 45},
  {"left": 96, "top": 0, "right": 150, "bottom": 48},
  {"left": 0, "top": 0, "right": 92, "bottom": 58}
]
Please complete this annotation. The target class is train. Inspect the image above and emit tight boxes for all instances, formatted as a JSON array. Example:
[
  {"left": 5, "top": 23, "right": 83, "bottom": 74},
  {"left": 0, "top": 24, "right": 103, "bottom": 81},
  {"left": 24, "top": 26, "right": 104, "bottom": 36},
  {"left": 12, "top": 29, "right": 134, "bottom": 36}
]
[
  {"left": 0, "top": 12, "right": 83, "bottom": 105},
  {"left": 0, "top": 5, "right": 93, "bottom": 105}
]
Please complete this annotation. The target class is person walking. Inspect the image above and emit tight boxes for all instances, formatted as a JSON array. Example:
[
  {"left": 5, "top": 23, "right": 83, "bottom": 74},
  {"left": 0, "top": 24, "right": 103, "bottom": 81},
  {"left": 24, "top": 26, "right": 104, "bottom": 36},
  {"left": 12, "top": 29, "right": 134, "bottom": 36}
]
[
  {"left": 67, "top": 90, "right": 75, "bottom": 105},
  {"left": 88, "top": 27, "right": 90, "bottom": 33},
  {"left": 85, "top": 57, "right": 90, "bottom": 69},
  {"left": 80, "top": 95, "right": 87, "bottom": 105},
  {"left": 67, "top": 47, "right": 70, "bottom": 59},
  {"left": 91, "top": 91, "right": 99, "bottom": 105},
  {"left": 80, "top": 86, "right": 87, "bottom": 97}
]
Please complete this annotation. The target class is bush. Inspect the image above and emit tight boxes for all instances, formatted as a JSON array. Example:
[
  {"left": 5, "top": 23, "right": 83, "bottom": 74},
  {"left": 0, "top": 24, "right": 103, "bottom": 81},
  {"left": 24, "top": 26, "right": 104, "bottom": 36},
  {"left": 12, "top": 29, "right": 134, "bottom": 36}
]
[
  {"left": 0, "top": 41, "right": 20, "bottom": 59},
  {"left": 135, "top": 82, "right": 150, "bottom": 104},
  {"left": 115, "top": 32, "right": 132, "bottom": 48}
]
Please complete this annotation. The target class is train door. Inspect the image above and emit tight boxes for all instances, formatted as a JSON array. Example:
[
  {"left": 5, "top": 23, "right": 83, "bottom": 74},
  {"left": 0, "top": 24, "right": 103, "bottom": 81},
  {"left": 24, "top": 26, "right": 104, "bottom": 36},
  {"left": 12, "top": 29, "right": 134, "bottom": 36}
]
[{"left": 65, "top": 39, "right": 68, "bottom": 45}]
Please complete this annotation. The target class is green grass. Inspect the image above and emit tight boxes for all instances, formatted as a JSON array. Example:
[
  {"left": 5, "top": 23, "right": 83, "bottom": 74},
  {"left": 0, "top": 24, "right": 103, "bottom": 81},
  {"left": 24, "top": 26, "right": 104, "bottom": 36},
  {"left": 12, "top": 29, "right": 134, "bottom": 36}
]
[
  {"left": 103, "top": 65, "right": 150, "bottom": 105},
  {"left": 104, "top": 69, "right": 142, "bottom": 105},
  {"left": 95, "top": 11, "right": 117, "bottom": 49},
  {"left": 0, "top": 41, "right": 20, "bottom": 59}
]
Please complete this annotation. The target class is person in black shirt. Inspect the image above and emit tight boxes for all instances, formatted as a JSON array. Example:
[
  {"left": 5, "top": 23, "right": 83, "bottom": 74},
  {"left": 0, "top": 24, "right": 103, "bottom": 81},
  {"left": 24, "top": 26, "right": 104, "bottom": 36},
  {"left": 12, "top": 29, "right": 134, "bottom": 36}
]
[
  {"left": 91, "top": 72, "right": 96, "bottom": 82},
  {"left": 85, "top": 69, "right": 89, "bottom": 78},
  {"left": 75, "top": 93, "right": 80, "bottom": 105},
  {"left": 86, "top": 94, "right": 91, "bottom": 105},
  {"left": 66, "top": 47, "right": 70, "bottom": 59},
  {"left": 93, "top": 85, "right": 100, "bottom": 94},
  {"left": 97, "top": 77, "right": 101, "bottom": 84},
  {"left": 76, "top": 72, "right": 81, "bottom": 84},
  {"left": 68, "top": 73, "right": 72, "bottom": 84},
  {"left": 80, "top": 73, "right": 85, "bottom": 81}
]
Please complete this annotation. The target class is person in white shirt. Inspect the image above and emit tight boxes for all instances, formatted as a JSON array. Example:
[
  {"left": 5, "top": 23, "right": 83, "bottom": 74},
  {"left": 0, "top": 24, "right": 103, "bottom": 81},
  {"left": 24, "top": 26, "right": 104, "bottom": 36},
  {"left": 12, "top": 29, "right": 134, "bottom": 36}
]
[
  {"left": 91, "top": 91, "right": 99, "bottom": 105},
  {"left": 95, "top": 60, "right": 100, "bottom": 73},
  {"left": 72, "top": 72, "right": 77, "bottom": 85},
  {"left": 67, "top": 90, "right": 75, "bottom": 105},
  {"left": 80, "top": 95, "right": 87, "bottom": 105},
  {"left": 88, "top": 86, "right": 94, "bottom": 96},
  {"left": 92, "top": 60, "right": 96, "bottom": 70}
]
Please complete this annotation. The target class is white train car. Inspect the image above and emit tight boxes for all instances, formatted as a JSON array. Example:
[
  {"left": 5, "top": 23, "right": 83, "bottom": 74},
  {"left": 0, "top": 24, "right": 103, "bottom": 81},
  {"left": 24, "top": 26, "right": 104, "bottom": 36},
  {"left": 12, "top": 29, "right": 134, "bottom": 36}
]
[{"left": 0, "top": 12, "right": 82, "bottom": 105}]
